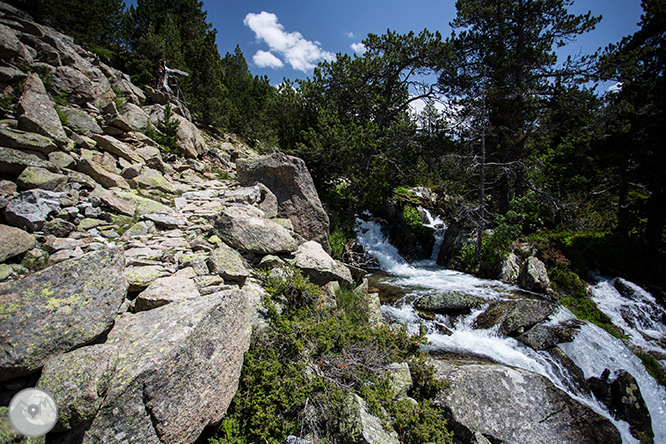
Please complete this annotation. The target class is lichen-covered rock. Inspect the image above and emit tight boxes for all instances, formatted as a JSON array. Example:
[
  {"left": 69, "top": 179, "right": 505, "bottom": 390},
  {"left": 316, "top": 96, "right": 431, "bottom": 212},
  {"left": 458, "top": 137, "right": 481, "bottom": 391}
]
[
  {"left": 519, "top": 256, "right": 550, "bottom": 293},
  {"left": 0, "top": 224, "right": 35, "bottom": 262},
  {"left": 60, "top": 107, "right": 104, "bottom": 136},
  {"left": 17, "top": 73, "right": 68, "bottom": 146},
  {"left": 499, "top": 252, "right": 521, "bottom": 284},
  {"left": 474, "top": 297, "right": 556, "bottom": 337},
  {"left": 16, "top": 166, "right": 67, "bottom": 191},
  {"left": 609, "top": 370, "right": 654, "bottom": 443},
  {"left": 516, "top": 319, "right": 583, "bottom": 350},
  {"left": 129, "top": 167, "right": 173, "bottom": 193},
  {"left": 78, "top": 291, "right": 250, "bottom": 444},
  {"left": 0, "top": 146, "right": 53, "bottom": 177},
  {"left": 124, "top": 265, "right": 171, "bottom": 292},
  {"left": 237, "top": 153, "right": 331, "bottom": 253},
  {"left": 288, "top": 240, "right": 353, "bottom": 286},
  {"left": 214, "top": 206, "right": 299, "bottom": 255},
  {"left": 37, "top": 344, "right": 118, "bottom": 432},
  {"left": 414, "top": 291, "right": 486, "bottom": 315},
  {"left": 76, "top": 157, "right": 130, "bottom": 189},
  {"left": 0, "top": 127, "right": 57, "bottom": 154},
  {"left": 340, "top": 393, "right": 400, "bottom": 444},
  {"left": 0, "top": 248, "right": 127, "bottom": 380},
  {"left": 113, "top": 190, "right": 171, "bottom": 215},
  {"left": 92, "top": 134, "right": 144, "bottom": 165},
  {"left": 131, "top": 274, "right": 200, "bottom": 312},
  {"left": 207, "top": 242, "right": 251, "bottom": 282},
  {"left": 386, "top": 362, "right": 412, "bottom": 399},
  {"left": 432, "top": 359, "right": 622, "bottom": 444}
]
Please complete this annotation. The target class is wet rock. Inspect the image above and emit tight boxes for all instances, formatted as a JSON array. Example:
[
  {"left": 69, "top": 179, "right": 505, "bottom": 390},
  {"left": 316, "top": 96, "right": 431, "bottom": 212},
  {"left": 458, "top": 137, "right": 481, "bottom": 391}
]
[
  {"left": 0, "top": 224, "right": 35, "bottom": 262},
  {"left": 0, "top": 248, "right": 127, "bottom": 380},
  {"left": 214, "top": 206, "right": 299, "bottom": 255},
  {"left": 516, "top": 319, "right": 583, "bottom": 350},
  {"left": 432, "top": 359, "right": 622, "bottom": 444},
  {"left": 237, "top": 153, "right": 331, "bottom": 253},
  {"left": 3, "top": 189, "right": 62, "bottom": 232},
  {"left": 519, "top": 256, "right": 550, "bottom": 293},
  {"left": 79, "top": 291, "right": 250, "bottom": 443},
  {"left": 475, "top": 298, "right": 556, "bottom": 337},
  {"left": 288, "top": 240, "right": 353, "bottom": 286},
  {"left": 16, "top": 165, "right": 67, "bottom": 191},
  {"left": 340, "top": 393, "right": 400, "bottom": 444},
  {"left": 0, "top": 127, "right": 57, "bottom": 154},
  {"left": 610, "top": 370, "right": 653, "bottom": 443},
  {"left": 414, "top": 291, "right": 486, "bottom": 315},
  {"left": 17, "top": 74, "right": 68, "bottom": 146}
]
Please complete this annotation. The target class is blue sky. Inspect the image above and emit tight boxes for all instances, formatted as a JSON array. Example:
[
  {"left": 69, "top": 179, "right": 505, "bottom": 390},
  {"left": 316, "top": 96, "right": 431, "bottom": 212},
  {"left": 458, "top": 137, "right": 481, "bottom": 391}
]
[{"left": 127, "top": 0, "right": 645, "bottom": 85}]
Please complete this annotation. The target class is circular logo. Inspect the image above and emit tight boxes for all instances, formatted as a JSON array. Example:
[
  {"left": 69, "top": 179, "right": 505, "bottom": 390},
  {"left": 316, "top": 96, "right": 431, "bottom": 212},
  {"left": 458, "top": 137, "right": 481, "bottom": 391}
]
[{"left": 8, "top": 388, "right": 58, "bottom": 437}]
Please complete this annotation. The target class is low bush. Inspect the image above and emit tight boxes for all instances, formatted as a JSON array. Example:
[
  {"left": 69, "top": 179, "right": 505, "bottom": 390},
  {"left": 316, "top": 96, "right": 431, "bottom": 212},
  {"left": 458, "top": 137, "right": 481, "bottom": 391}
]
[{"left": 211, "top": 267, "right": 454, "bottom": 443}]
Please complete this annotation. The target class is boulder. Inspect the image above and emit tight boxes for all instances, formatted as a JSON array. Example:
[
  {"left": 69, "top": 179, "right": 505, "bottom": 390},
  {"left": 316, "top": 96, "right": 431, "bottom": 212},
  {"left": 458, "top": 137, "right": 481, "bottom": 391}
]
[
  {"left": 214, "top": 206, "right": 299, "bottom": 255},
  {"left": 288, "top": 241, "right": 353, "bottom": 286},
  {"left": 475, "top": 297, "right": 556, "bottom": 336},
  {"left": 124, "top": 265, "right": 171, "bottom": 291},
  {"left": 76, "top": 157, "right": 130, "bottom": 189},
  {"left": 414, "top": 291, "right": 486, "bottom": 315},
  {"left": 92, "top": 134, "right": 144, "bottom": 165},
  {"left": 0, "top": 23, "right": 21, "bottom": 59},
  {"left": 0, "top": 146, "right": 52, "bottom": 177},
  {"left": 0, "top": 66, "right": 27, "bottom": 83},
  {"left": 499, "top": 252, "right": 521, "bottom": 284},
  {"left": 122, "top": 103, "right": 151, "bottom": 131},
  {"left": 131, "top": 274, "right": 200, "bottom": 312},
  {"left": 53, "top": 65, "right": 115, "bottom": 106},
  {"left": 59, "top": 107, "right": 103, "bottom": 136},
  {"left": 386, "top": 362, "right": 412, "bottom": 399},
  {"left": 0, "top": 224, "right": 35, "bottom": 262},
  {"left": 129, "top": 167, "right": 173, "bottom": 193},
  {"left": 0, "top": 127, "right": 57, "bottom": 154},
  {"left": 436, "top": 221, "right": 474, "bottom": 267},
  {"left": 516, "top": 319, "right": 583, "bottom": 350},
  {"left": 609, "top": 370, "right": 654, "bottom": 442},
  {"left": 37, "top": 344, "right": 118, "bottom": 432},
  {"left": 3, "top": 189, "right": 62, "bottom": 232},
  {"left": 431, "top": 359, "right": 622, "bottom": 444},
  {"left": 113, "top": 190, "right": 171, "bottom": 216},
  {"left": 207, "top": 243, "right": 251, "bottom": 282},
  {"left": 16, "top": 166, "right": 67, "bottom": 191},
  {"left": 519, "top": 256, "right": 550, "bottom": 293},
  {"left": 17, "top": 73, "right": 68, "bottom": 146},
  {"left": 0, "top": 248, "right": 127, "bottom": 380},
  {"left": 340, "top": 393, "right": 400, "bottom": 444},
  {"left": 90, "top": 187, "right": 135, "bottom": 216},
  {"left": 143, "top": 212, "right": 187, "bottom": 229},
  {"left": 237, "top": 153, "right": 331, "bottom": 253},
  {"left": 72, "top": 291, "right": 250, "bottom": 443}
]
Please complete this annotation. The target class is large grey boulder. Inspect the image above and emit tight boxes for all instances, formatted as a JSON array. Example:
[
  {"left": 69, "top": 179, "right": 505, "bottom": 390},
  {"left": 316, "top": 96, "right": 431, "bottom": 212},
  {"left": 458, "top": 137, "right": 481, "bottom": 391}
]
[
  {"left": 414, "top": 291, "right": 486, "bottom": 315},
  {"left": 76, "top": 157, "right": 131, "bottom": 189},
  {"left": 16, "top": 165, "right": 67, "bottom": 191},
  {"left": 59, "top": 107, "right": 104, "bottom": 136},
  {"left": 17, "top": 73, "right": 68, "bottom": 146},
  {"left": 340, "top": 393, "right": 400, "bottom": 444},
  {"left": 288, "top": 240, "right": 353, "bottom": 286},
  {"left": 0, "top": 23, "right": 21, "bottom": 59},
  {"left": 431, "top": 359, "right": 622, "bottom": 444},
  {"left": 519, "top": 256, "right": 550, "bottom": 293},
  {"left": 0, "top": 224, "right": 35, "bottom": 262},
  {"left": 474, "top": 297, "right": 556, "bottom": 337},
  {"left": 516, "top": 319, "right": 582, "bottom": 350},
  {"left": 92, "top": 134, "right": 144, "bottom": 165},
  {"left": 237, "top": 153, "right": 331, "bottom": 253},
  {"left": 3, "top": 189, "right": 62, "bottom": 232},
  {"left": 53, "top": 65, "right": 115, "bottom": 106},
  {"left": 0, "top": 248, "right": 127, "bottom": 380},
  {"left": 214, "top": 206, "right": 299, "bottom": 255},
  {"left": 44, "top": 291, "right": 250, "bottom": 443}
]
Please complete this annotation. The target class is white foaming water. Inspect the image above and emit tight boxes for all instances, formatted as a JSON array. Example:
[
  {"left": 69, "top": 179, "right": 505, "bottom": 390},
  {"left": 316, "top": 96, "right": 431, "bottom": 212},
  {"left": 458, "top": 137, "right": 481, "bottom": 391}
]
[
  {"left": 421, "top": 208, "right": 446, "bottom": 262},
  {"left": 560, "top": 323, "right": 666, "bottom": 443},
  {"left": 590, "top": 276, "right": 666, "bottom": 355},
  {"left": 357, "top": 216, "right": 665, "bottom": 443}
]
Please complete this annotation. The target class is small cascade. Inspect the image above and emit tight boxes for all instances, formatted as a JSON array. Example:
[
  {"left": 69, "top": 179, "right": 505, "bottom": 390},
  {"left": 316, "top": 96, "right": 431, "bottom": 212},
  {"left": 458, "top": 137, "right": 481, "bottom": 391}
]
[
  {"left": 421, "top": 208, "right": 446, "bottom": 262},
  {"left": 355, "top": 216, "right": 666, "bottom": 444}
]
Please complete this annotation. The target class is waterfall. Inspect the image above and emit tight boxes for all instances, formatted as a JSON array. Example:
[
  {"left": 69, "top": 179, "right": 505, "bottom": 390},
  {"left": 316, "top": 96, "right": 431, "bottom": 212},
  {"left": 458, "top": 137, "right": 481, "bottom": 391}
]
[
  {"left": 356, "top": 216, "right": 666, "bottom": 444},
  {"left": 421, "top": 208, "right": 446, "bottom": 262}
]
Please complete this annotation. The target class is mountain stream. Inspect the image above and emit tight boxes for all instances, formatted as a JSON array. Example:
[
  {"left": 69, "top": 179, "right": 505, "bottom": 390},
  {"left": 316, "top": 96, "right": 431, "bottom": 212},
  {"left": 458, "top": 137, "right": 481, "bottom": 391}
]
[{"left": 355, "top": 213, "right": 666, "bottom": 444}]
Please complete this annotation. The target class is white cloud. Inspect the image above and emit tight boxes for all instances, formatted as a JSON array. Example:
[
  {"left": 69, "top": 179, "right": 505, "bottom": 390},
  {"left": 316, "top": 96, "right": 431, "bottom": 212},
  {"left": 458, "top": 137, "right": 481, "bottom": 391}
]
[
  {"left": 244, "top": 11, "right": 335, "bottom": 72},
  {"left": 351, "top": 42, "right": 367, "bottom": 54},
  {"left": 253, "top": 50, "right": 284, "bottom": 69},
  {"left": 345, "top": 31, "right": 355, "bottom": 38}
]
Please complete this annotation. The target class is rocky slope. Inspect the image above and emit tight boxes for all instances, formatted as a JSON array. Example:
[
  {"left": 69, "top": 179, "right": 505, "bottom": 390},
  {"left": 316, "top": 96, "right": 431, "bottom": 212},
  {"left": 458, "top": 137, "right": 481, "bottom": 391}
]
[{"left": 0, "top": 2, "right": 352, "bottom": 442}]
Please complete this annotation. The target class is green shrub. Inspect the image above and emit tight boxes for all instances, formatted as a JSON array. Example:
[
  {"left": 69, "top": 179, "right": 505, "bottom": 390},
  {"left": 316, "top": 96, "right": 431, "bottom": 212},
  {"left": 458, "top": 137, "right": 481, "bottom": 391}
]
[
  {"left": 145, "top": 104, "right": 181, "bottom": 155},
  {"left": 214, "top": 268, "right": 454, "bottom": 444}
]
